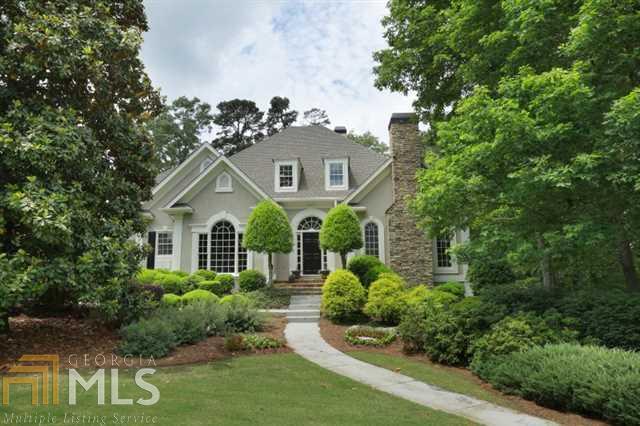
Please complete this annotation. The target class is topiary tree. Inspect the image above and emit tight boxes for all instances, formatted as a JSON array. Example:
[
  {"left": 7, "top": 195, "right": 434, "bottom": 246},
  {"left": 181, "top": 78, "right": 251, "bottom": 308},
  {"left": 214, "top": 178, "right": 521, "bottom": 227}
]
[
  {"left": 243, "top": 200, "right": 293, "bottom": 285},
  {"left": 321, "top": 269, "right": 366, "bottom": 322},
  {"left": 320, "top": 204, "right": 363, "bottom": 268}
]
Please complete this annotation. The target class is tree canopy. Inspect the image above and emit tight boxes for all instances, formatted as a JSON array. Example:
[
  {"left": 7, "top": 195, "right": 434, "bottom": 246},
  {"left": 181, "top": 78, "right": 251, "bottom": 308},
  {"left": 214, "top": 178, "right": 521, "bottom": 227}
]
[
  {"left": 347, "top": 131, "right": 389, "bottom": 154},
  {"left": 243, "top": 200, "right": 293, "bottom": 284},
  {"left": 211, "top": 99, "right": 265, "bottom": 156},
  {"left": 149, "top": 96, "right": 214, "bottom": 171},
  {"left": 302, "top": 108, "right": 331, "bottom": 126},
  {"left": 375, "top": 0, "right": 640, "bottom": 291},
  {"left": 320, "top": 205, "right": 363, "bottom": 268},
  {"left": 265, "top": 96, "right": 298, "bottom": 136},
  {"left": 0, "top": 0, "right": 161, "bottom": 330}
]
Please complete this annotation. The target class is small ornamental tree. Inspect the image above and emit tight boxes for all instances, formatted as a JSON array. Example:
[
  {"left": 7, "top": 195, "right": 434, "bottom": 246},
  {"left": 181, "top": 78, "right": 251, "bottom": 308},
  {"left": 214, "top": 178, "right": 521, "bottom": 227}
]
[
  {"left": 320, "top": 205, "right": 363, "bottom": 268},
  {"left": 243, "top": 200, "right": 293, "bottom": 285}
]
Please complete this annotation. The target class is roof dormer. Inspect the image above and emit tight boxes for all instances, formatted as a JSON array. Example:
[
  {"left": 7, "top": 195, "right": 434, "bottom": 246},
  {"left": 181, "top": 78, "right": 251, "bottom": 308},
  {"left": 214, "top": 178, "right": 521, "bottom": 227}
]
[
  {"left": 274, "top": 159, "right": 299, "bottom": 193},
  {"left": 324, "top": 158, "right": 349, "bottom": 191}
]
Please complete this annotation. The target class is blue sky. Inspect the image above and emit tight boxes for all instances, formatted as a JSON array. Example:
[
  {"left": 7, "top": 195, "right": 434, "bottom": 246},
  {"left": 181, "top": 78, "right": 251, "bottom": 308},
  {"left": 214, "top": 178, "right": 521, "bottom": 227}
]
[{"left": 140, "top": 0, "right": 414, "bottom": 144}]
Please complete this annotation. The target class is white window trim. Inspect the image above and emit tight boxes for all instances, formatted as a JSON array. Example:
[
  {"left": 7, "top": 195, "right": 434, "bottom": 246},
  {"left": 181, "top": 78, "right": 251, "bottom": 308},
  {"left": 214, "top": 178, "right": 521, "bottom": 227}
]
[
  {"left": 215, "top": 171, "right": 233, "bottom": 193},
  {"left": 275, "top": 160, "right": 298, "bottom": 193},
  {"left": 434, "top": 233, "right": 459, "bottom": 274},
  {"left": 156, "top": 231, "right": 174, "bottom": 257},
  {"left": 325, "top": 158, "right": 348, "bottom": 191},
  {"left": 361, "top": 217, "right": 385, "bottom": 263}
]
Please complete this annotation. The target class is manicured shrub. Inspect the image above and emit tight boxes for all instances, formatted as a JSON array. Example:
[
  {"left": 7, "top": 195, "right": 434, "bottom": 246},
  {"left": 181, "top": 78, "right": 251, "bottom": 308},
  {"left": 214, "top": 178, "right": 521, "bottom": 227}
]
[
  {"left": 136, "top": 268, "right": 161, "bottom": 285},
  {"left": 344, "top": 326, "right": 396, "bottom": 346},
  {"left": 238, "top": 269, "right": 267, "bottom": 292},
  {"left": 181, "top": 289, "right": 218, "bottom": 304},
  {"left": 220, "top": 294, "right": 250, "bottom": 306},
  {"left": 470, "top": 312, "right": 578, "bottom": 366},
  {"left": 193, "top": 269, "right": 217, "bottom": 281},
  {"left": 165, "top": 305, "right": 208, "bottom": 344},
  {"left": 362, "top": 264, "right": 393, "bottom": 288},
  {"left": 140, "top": 284, "right": 164, "bottom": 301},
  {"left": 173, "top": 270, "right": 189, "bottom": 278},
  {"left": 180, "top": 274, "right": 205, "bottom": 292},
  {"left": 363, "top": 276, "right": 406, "bottom": 324},
  {"left": 197, "top": 280, "right": 217, "bottom": 292},
  {"left": 347, "top": 255, "right": 384, "bottom": 286},
  {"left": 99, "top": 279, "right": 160, "bottom": 325},
  {"left": 473, "top": 344, "right": 640, "bottom": 425},
  {"left": 320, "top": 205, "right": 363, "bottom": 268},
  {"left": 200, "top": 276, "right": 234, "bottom": 297},
  {"left": 161, "top": 293, "right": 182, "bottom": 306},
  {"left": 435, "top": 282, "right": 465, "bottom": 299},
  {"left": 214, "top": 274, "right": 235, "bottom": 294},
  {"left": 156, "top": 273, "right": 184, "bottom": 294},
  {"left": 118, "top": 317, "right": 177, "bottom": 358},
  {"left": 321, "top": 269, "right": 366, "bottom": 322}
]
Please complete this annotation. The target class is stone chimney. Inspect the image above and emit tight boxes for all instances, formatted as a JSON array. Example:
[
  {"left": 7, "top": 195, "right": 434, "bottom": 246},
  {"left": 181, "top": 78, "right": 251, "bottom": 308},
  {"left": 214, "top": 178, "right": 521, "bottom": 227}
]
[{"left": 387, "top": 113, "right": 433, "bottom": 284}]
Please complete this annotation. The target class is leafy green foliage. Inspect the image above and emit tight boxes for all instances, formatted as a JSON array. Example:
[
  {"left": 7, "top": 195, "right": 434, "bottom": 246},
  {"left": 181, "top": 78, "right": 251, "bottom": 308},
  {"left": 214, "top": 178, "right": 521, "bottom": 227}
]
[
  {"left": 233, "top": 334, "right": 285, "bottom": 350},
  {"left": 302, "top": 108, "right": 330, "bottom": 126},
  {"left": 435, "top": 282, "right": 465, "bottom": 299},
  {"left": 321, "top": 269, "right": 366, "bottom": 322},
  {"left": 473, "top": 344, "right": 640, "bottom": 425},
  {"left": 347, "top": 255, "right": 384, "bottom": 288},
  {"left": 0, "top": 0, "right": 161, "bottom": 328},
  {"left": 193, "top": 269, "right": 217, "bottom": 281},
  {"left": 238, "top": 269, "right": 267, "bottom": 292},
  {"left": 222, "top": 296, "right": 264, "bottom": 333},
  {"left": 362, "top": 263, "right": 392, "bottom": 289},
  {"left": 320, "top": 205, "right": 363, "bottom": 267},
  {"left": 162, "top": 293, "right": 182, "bottom": 306},
  {"left": 265, "top": 96, "right": 298, "bottom": 136},
  {"left": 181, "top": 289, "right": 218, "bottom": 305},
  {"left": 346, "top": 131, "right": 388, "bottom": 154},
  {"left": 148, "top": 96, "right": 214, "bottom": 171},
  {"left": 244, "top": 200, "right": 293, "bottom": 284},
  {"left": 363, "top": 276, "right": 406, "bottom": 325},
  {"left": 467, "top": 260, "right": 517, "bottom": 292},
  {"left": 243, "top": 288, "right": 290, "bottom": 309},
  {"left": 211, "top": 99, "right": 264, "bottom": 155},
  {"left": 118, "top": 316, "right": 177, "bottom": 358},
  {"left": 470, "top": 312, "right": 578, "bottom": 366}
]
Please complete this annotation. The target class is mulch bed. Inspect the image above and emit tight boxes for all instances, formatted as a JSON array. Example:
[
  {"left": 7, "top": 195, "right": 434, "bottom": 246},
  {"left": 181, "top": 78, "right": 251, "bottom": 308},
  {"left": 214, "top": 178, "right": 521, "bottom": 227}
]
[
  {"left": 0, "top": 314, "right": 290, "bottom": 372},
  {"left": 319, "top": 318, "right": 607, "bottom": 426}
]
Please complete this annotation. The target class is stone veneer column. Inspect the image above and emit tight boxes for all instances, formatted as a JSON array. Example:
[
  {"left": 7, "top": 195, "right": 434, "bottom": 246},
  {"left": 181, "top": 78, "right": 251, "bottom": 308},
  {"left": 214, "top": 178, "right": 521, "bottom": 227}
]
[{"left": 387, "top": 113, "right": 433, "bottom": 284}]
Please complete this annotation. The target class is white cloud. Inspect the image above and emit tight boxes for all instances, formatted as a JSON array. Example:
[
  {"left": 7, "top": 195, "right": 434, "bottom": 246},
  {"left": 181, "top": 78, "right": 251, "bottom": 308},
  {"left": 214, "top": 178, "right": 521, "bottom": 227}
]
[{"left": 140, "top": 0, "right": 414, "bottom": 144}]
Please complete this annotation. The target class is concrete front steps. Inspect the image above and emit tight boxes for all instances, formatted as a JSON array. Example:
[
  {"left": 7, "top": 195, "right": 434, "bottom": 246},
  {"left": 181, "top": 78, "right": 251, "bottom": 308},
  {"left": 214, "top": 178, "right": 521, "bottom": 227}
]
[
  {"left": 274, "top": 277, "right": 324, "bottom": 295},
  {"left": 286, "top": 295, "right": 321, "bottom": 323}
]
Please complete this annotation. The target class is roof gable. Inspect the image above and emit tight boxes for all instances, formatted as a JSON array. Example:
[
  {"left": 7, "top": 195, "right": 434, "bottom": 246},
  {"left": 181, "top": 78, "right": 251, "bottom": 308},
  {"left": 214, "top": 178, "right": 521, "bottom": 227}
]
[{"left": 230, "top": 126, "right": 389, "bottom": 199}]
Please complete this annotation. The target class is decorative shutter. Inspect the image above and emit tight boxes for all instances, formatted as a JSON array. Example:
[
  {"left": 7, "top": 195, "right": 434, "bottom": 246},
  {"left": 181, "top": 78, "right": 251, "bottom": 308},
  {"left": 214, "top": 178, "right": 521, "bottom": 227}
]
[{"left": 147, "top": 232, "right": 156, "bottom": 269}]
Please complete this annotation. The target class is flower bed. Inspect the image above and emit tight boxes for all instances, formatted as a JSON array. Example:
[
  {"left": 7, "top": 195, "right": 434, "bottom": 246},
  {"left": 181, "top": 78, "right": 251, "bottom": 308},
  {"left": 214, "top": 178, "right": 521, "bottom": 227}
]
[{"left": 344, "top": 325, "right": 396, "bottom": 347}]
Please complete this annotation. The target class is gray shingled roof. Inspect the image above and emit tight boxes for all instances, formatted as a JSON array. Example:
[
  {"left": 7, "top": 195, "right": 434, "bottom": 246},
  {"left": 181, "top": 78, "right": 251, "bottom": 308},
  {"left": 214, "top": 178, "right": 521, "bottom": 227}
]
[{"left": 229, "top": 125, "right": 389, "bottom": 199}]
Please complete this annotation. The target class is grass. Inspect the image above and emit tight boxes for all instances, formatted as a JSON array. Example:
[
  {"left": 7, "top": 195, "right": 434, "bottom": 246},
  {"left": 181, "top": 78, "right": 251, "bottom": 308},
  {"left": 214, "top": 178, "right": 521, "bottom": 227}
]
[
  {"left": 1, "top": 353, "right": 475, "bottom": 425},
  {"left": 348, "top": 351, "right": 520, "bottom": 410}
]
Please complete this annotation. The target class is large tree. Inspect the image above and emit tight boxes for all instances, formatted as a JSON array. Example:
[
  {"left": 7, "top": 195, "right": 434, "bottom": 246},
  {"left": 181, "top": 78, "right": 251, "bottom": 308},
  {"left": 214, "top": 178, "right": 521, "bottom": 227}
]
[
  {"left": 265, "top": 96, "right": 298, "bottom": 136},
  {"left": 149, "top": 96, "right": 214, "bottom": 171},
  {"left": 375, "top": 0, "right": 640, "bottom": 291},
  {"left": 347, "top": 131, "right": 389, "bottom": 154},
  {"left": 0, "top": 0, "right": 161, "bottom": 331},
  {"left": 211, "top": 99, "right": 264, "bottom": 156}
]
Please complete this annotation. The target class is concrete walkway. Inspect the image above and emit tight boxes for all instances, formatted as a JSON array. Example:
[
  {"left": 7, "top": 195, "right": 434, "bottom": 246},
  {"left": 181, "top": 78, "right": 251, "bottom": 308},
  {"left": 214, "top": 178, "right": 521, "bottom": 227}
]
[{"left": 284, "top": 295, "right": 555, "bottom": 426}]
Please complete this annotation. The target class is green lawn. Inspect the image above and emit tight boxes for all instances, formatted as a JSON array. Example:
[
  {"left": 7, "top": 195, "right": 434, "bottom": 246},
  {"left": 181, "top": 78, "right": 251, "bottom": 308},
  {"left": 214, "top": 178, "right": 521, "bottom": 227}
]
[
  {"left": 1, "top": 353, "right": 475, "bottom": 425},
  {"left": 348, "top": 351, "right": 518, "bottom": 410}
]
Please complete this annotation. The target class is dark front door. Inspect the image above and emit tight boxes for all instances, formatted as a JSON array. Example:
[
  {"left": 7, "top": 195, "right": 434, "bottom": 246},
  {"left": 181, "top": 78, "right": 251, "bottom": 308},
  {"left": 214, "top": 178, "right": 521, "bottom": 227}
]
[{"left": 302, "top": 232, "right": 322, "bottom": 275}]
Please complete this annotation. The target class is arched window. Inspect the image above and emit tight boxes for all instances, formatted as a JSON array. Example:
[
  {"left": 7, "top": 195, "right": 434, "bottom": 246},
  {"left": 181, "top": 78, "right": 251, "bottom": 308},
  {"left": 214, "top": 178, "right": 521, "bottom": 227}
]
[
  {"left": 364, "top": 222, "right": 380, "bottom": 258},
  {"left": 210, "top": 221, "right": 236, "bottom": 273},
  {"left": 298, "top": 217, "right": 322, "bottom": 231},
  {"left": 216, "top": 172, "right": 232, "bottom": 192}
]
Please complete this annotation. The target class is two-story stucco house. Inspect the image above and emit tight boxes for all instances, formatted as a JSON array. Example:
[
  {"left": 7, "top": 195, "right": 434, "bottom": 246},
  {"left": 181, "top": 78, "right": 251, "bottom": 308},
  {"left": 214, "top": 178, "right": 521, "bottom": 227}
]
[{"left": 142, "top": 113, "right": 468, "bottom": 284}]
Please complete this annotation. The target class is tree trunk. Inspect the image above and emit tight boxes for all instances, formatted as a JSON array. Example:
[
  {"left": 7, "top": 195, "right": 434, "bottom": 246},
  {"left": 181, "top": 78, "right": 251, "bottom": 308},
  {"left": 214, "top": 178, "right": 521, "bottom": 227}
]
[
  {"left": 0, "top": 313, "right": 9, "bottom": 335},
  {"left": 340, "top": 253, "right": 347, "bottom": 269},
  {"left": 268, "top": 252, "right": 274, "bottom": 286},
  {"left": 618, "top": 239, "right": 640, "bottom": 292},
  {"left": 537, "top": 237, "right": 555, "bottom": 289}
]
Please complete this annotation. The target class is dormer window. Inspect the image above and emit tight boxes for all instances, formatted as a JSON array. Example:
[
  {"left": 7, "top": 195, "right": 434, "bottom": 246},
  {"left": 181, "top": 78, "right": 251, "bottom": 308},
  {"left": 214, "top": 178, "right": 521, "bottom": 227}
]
[
  {"left": 215, "top": 172, "right": 232, "bottom": 192},
  {"left": 325, "top": 159, "right": 348, "bottom": 190},
  {"left": 275, "top": 160, "right": 298, "bottom": 192}
]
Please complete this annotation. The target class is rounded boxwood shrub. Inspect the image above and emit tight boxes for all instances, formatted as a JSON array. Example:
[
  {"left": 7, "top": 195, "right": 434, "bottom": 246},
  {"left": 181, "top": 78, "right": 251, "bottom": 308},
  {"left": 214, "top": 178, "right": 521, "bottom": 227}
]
[
  {"left": 436, "top": 282, "right": 465, "bottom": 299},
  {"left": 193, "top": 269, "right": 217, "bottom": 281},
  {"left": 180, "top": 274, "right": 205, "bottom": 292},
  {"left": 214, "top": 274, "right": 235, "bottom": 294},
  {"left": 363, "top": 277, "right": 406, "bottom": 324},
  {"left": 118, "top": 317, "right": 177, "bottom": 358},
  {"left": 220, "top": 294, "right": 250, "bottom": 306},
  {"left": 136, "top": 268, "right": 161, "bottom": 285},
  {"left": 162, "top": 293, "right": 182, "bottom": 306},
  {"left": 362, "top": 264, "right": 393, "bottom": 288},
  {"left": 198, "top": 280, "right": 216, "bottom": 292},
  {"left": 156, "top": 273, "right": 184, "bottom": 294},
  {"left": 321, "top": 269, "right": 366, "bottom": 322},
  {"left": 347, "top": 255, "right": 383, "bottom": 286},
  {"left": 238, "top": 269, "right": 267, "bottom": 292},
  {"left": 181, "top": 289, "right": 219, "bottom": 304}
]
